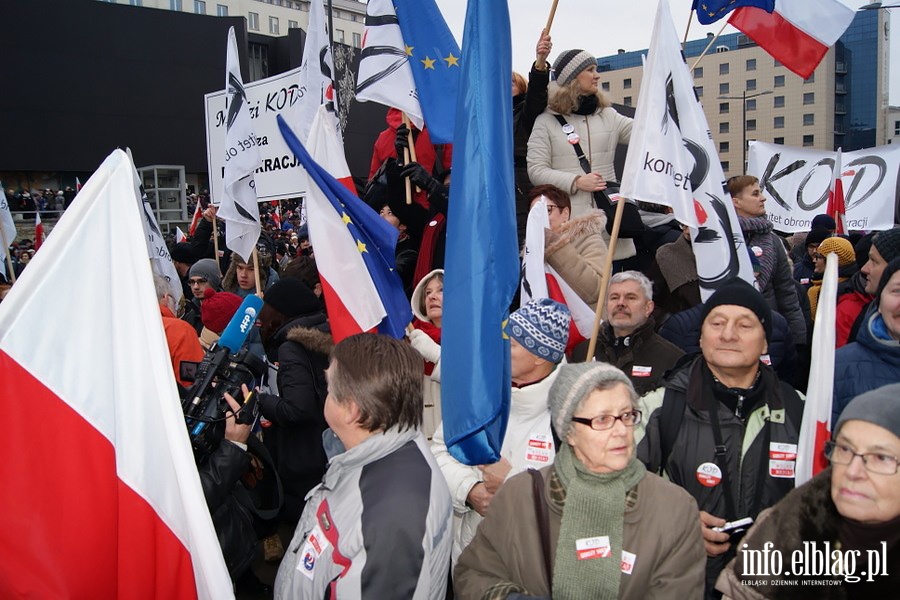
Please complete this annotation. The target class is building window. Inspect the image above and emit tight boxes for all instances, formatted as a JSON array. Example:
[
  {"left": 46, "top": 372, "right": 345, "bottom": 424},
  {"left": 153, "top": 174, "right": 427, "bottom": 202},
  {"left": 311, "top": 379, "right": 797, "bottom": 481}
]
[
  {"left": 746, "top": 58, "right": 756, "bottom": 71},
  {"left": 352, "top": 32, "right": 361, "bottom": 48},
  {"left": 720, "top": 63, "right": 729, "bottom": 75},
  {"left": 803, "top": 135, "right": 814, "bottom": 147},
  {"left": 130, "top": 0, "right": 142, "bottom": 6},
  {"left": 694, "top": 67, "right": 703, "bottom": 78},
  {"left": 695, "top": 85, "right": 703, "bottom": 97},
  {"left": 805, "top": 73, "right": 815, "bottom": 83},
  {"left": 248, "top": 12, "right": 259, "bottom": 30},
  {"left": 623, "top": 78, "right": 632, "bottom": 90},
  {"left": 194, "top": 0, "right": 205, "bottom": 14},
  {"left": 774, "top": 59, "right": 782, "bottom": 67},
  {"left": 746, "top": 119, "right": 757, "bottom": 131},
  {"left": 622, "top": 96, "right": 632, "bottom": 106},
  {"left": 746, "top": 99, "right": 757, "bottom": 111},
  {"left": 803, "top": 113, "right": 815, "bottom": 126},
  {"left": 774, "top": 95, "right": 785, "bottom": 108},
  {"left": 774, "top": 116, "right": 785, "bottom": 129},
  {"left": 721, "top": 161, "right": 730, "bottom": 172},
  {"left": 895, "top": 120, "right": 900, "bottom": 135},
  {"left": 216, "top": 4, "right": 227, "bottom": 16},
  {"left": 774, "top": 137, "right": 784, "bottom": 145},
  {"left": 746, "top": 78, "right": 756, "bottom": 91},
  {"left": 288, "top": 20, "right": 298, "bottom": 29},
  {"left": 774, "top": 75, "right": 785, "bottom": 87},
  {"left": 719, "top": 82, "right": 729, "bottom": 95},
  {"left": 248, "top": 42, "right": 269, "bottom": 81},
  {"left": 720, "top": 141, "right": 730, "bottom": 153},
  {"left": 601, "top": 82, "right": 610, "bottom": 92},
  {"left": 720, "top": 122, "right": 729, "bottom": 134},
  {"left": 719, "top": 102, "right": 729, "bottom": 114},
  {"left": 335, "top": 29, "right": 345, "bottom": 43},
  {"left": 170, "top": 0, "right": 182, "bottom": 9},
  {"left": 803, "top": 92, "right": 815, "bottom": 105},
  {"left": 269, "top": 16, "right": 279, "bottom": 34}
]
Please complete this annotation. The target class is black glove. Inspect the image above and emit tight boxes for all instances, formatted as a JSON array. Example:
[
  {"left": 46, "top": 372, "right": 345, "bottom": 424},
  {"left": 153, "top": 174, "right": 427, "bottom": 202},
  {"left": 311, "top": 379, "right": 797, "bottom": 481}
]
[
  {"left": 394, "top": 123, "right": 411, "bottom": 161},
  {"left": 400, "top": 162, "right": 440, "bottom": 197}
]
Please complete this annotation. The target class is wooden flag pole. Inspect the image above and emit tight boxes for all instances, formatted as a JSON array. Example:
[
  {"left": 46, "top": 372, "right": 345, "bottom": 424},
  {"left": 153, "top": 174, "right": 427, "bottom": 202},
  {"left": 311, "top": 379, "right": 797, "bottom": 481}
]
[
  {"left": 0, "top": 227, "right": 15, "bottom": 285},
  {"left": 211, "top": 209, "right": 223, "bottom": 277},
  {"left": 544, "top": 0, "right": 560, "bottom": 34},
  {"left": 252, "top": 246, "right": 263, "bottom": 297},
  {"left": 401, "top": 112, "right": 417, "bottom": 204},
  {"left": 584, "top": 196, "right": 626, "bottom": 361},
  {"left": 689, "top": 19, "right": 729, "bottom": 72},
  {"left": 683, "top": 9, "right": 694, "bottom": 46}
]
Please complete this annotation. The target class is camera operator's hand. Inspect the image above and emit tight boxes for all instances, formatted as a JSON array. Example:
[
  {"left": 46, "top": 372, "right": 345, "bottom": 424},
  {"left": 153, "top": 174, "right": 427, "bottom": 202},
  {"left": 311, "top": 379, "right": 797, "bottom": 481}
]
[
  {"left": 224, "top": 385, "right": 252, "bottom": 445},
  {"left": 394, "top": 123, "right": 411, "bottom": 161}
]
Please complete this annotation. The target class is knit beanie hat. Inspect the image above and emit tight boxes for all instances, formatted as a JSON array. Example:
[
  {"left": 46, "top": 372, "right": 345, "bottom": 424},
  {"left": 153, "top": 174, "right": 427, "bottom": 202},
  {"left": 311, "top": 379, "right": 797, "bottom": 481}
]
[
  {"left": 263, "top": 276, "right": 320, "bottom": 318},
  {"left": 548, "top": 362, "right": 636, "bottom": 441},
  {"left": 810, "top": 214, "right": 837, "bottom": 231},
  {"left": 835, "top": 382, "right": 900, "bottom": 442},
  {"left": 201, "top": 289, "right": 243, "bottom": 334},
  {"left": 189, "top": 258, "right": 222, "bottom": 291},
  {"left": 700, "top": 278, "right": 773, "bottom": 340},
  {"left": 171, "top": 242, "right": 197, "bottom": 264},
  {"left": 817, "top": 236, "right": 855, "bottom": 268},
  {"left": 872, "top": 227, "right": 900, "bottom": 263},
  {"left": 506, "top": 298, "right": 571, "bottom": 364},
  {"left": 553, "top": 49, "right": 598, "bottom": 87},
  {"left": 805, "top": 228, "right": 831, "bottom": 250}
]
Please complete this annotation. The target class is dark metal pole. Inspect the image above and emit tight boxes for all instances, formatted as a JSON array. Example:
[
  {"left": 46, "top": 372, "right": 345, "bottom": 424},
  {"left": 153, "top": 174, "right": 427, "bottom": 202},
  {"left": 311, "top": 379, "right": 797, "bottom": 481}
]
[
  {"left": 742, "top": 89, "right": 747, "bottom": 173},
  {"left": 326, "top": 0, "right": 338, "bottom": 112}
]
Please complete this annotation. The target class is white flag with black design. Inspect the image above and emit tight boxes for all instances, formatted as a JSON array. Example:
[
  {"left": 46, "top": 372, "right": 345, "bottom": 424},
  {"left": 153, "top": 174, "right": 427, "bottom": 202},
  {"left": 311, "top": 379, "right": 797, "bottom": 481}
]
[
  {"left": 218, "top": 26, "right": 262, "bottom": 263},
  {"left": 0, "top": 185, "right": 16, "bottom": 251},
  {"left": 355, "top": 0, "right": 424, "bottom": 130},
  {"left": 621, "top": 1, "right": 753, "bottom": 300},
  {"left": 294, "top": 0, "right": 337, "bottom": 143}
]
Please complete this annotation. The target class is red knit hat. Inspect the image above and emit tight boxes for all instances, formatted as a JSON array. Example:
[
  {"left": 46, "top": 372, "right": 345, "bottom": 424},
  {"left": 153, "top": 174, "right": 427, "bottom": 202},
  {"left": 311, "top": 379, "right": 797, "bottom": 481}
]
[{"left": 201, "top": 289, "right": 243, "bottom": 334}]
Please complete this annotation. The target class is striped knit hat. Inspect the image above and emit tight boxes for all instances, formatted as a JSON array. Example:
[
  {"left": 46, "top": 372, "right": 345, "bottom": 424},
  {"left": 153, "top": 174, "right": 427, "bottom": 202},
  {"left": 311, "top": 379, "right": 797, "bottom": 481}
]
[
  {"left": 506, "top": 298, "right": 571, "bottom": 364},
  {"left": 549, "top": 362, "right": 636, "bottom": 440},
  {"left": 553, "top": 49, "right": 597, "bottom": 87}
]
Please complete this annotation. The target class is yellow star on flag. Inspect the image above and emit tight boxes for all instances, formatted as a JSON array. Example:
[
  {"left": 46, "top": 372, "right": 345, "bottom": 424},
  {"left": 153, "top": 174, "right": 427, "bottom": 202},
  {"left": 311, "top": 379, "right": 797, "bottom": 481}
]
[
  {"left": 357, "top": 239, "right": 368, "bottom": 254},
  {"left": 421, "top": 56, "right": 436, "bottom": 70},
  {"left": 341, "top": 212, "right": 351, "bottom": 225},
  {"left": 443, "top": 53, "right": 459, "bottom": 67},
  {"left": 405, "top": 44, "right": 414, "bottom": 56}
]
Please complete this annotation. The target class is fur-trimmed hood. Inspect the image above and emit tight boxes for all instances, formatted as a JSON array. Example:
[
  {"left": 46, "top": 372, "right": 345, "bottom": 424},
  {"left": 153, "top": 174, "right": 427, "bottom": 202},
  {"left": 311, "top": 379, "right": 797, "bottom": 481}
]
[
  {"left": 545, "top": 209, "right": 607, "bottom": 257},
  {"left": 285, "top": 320, "right": 334, "bottom": 357},
  {"left": 410, "top": 268, "right": 443, "bottom": 323}
]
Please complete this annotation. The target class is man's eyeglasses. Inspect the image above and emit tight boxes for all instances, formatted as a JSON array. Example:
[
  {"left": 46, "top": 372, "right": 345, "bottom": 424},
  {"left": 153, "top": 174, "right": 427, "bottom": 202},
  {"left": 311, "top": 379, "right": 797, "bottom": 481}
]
[
  {"left": 824, "top": 441, "right": 899, "bottom": 475},
  {"left": 572, "top": 410, "right": 642, "bottom": 431},
  {"left": 189, "top": 278, "right": 208, "bottom": 286}
]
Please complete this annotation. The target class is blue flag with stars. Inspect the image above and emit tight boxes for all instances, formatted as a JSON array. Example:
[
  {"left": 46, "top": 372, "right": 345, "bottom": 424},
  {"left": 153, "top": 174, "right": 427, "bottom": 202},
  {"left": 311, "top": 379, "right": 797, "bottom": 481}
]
[
  {"left": 692, "top": 0, "right": 774, "bottom": 25},
  {"left": 391, "top": 0, "right": 460, "bottom": 144}
]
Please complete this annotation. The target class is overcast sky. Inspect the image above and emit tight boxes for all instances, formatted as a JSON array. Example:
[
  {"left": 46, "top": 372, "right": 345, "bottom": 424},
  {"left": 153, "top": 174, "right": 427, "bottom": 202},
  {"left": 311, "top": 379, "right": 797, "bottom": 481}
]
[{"left": 431, "top": 0, "right": 899, "bottom": 104}]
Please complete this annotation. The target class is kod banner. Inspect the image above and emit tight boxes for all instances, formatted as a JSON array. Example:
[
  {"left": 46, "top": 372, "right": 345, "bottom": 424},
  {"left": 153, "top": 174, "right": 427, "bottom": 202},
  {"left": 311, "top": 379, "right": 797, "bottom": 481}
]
[
  {"left": 748, "top": 141, "right": 900, "bottom": 233},
  {"left": 205, "top": 66, "right": 308, "bottom": 203}
]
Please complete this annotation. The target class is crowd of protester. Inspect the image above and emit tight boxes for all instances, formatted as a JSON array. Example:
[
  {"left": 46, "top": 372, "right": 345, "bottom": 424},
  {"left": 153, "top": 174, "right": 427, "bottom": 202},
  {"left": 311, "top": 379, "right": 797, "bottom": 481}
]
[{"left": 2, "top": 36, "right": 899, "bottom": 600}]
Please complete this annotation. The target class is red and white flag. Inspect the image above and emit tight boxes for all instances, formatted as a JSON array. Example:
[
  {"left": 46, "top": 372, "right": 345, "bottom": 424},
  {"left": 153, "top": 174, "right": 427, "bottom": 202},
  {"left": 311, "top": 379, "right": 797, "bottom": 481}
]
[
  {"left": 33, "top": 211, "right": 44, "bottom": 251},
  {"left": 175, "top": 226, "right": 187, "bottom": 243},
  {"left": 0, "top": 149, "right": 233, "bottom": 599},
  {"left": 271, "top": 201, "right": 282, "bottom": 229},
  {"left": 75, "top": 176, "right": 82, "bottom": 192},
  {"left": 796, "top": 252, "right": 838, "bottom": 485},
  {"left": 729, "top": 0, "right": 855, "bottom": 79},
  {"left": 188, "top": 199, "right": 203, "bottom": 237},
  {"left": 826, "top": 148, "right": 847, "bottom": 235}
]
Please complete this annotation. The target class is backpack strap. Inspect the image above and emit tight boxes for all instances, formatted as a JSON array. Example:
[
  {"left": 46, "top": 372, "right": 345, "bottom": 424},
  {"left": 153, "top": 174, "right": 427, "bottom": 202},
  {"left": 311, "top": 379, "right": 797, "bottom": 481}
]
[{"left": 658, "top": 386, "right": 685, "bottom": 475}]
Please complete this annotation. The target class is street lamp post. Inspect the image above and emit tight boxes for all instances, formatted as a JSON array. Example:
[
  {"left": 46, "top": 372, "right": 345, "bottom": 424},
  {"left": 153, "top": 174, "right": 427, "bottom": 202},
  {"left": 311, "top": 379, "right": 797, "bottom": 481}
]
[{"left": 718, "top": 89, "right": 772, "bottom": 172}]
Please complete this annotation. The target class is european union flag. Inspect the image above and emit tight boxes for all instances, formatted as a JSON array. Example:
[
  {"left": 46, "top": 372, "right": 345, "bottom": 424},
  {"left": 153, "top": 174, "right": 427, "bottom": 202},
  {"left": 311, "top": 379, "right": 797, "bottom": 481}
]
[
  {"left": 441, "top": 0, "right": 518, "bottom": 465},
  {"left": 391, "top": 0, "right": 460, "bottom": 144},
  {"left": 692, "top": 0, "right": 774, "bottom": 25}
]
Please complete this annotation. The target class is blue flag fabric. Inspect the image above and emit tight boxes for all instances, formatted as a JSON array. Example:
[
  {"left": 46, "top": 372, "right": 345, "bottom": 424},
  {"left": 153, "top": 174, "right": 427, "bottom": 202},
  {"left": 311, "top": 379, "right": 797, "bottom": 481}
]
[
  {"left": 692, "top": 0, "right": 774, "bottom": 25},
  {"left": 391, "top": 0, "right": 460, "bottom": 144},
  {"left": 277, "top": 114, "right": 412, "bottom": 339},
  {"left": 441, "top": 0, "right": 518, "bottom": 466}
]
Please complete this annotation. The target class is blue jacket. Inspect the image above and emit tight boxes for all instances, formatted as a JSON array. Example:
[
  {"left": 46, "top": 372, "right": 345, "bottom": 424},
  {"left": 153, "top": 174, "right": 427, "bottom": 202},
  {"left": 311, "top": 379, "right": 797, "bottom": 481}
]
[{"left": 832, "top": 306, "right": 900, "bottom": 427}]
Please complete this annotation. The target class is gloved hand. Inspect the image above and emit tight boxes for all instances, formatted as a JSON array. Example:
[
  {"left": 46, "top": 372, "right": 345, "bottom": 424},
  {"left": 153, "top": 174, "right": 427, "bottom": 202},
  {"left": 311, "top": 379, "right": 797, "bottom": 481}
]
[
  {"left": 394, "top": 123, "right": 411, "bottom": 160},
  {"left": 408, "top": 328, "right": 441, "bottom": 363},
  {"left": 400, "top": 162, "right": 440, "bottom": 196}
]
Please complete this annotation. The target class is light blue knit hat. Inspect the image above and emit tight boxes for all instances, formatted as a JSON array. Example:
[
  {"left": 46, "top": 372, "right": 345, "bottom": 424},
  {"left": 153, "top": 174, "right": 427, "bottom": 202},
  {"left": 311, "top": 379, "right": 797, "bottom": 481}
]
[{"left": 506, "top": 298, "right": 571, "bottom": 364}]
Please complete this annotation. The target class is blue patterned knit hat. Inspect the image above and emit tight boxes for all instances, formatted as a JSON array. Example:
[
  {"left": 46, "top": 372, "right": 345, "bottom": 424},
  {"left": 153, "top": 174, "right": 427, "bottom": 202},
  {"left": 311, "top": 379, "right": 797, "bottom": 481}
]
[{"left": 506, "top": 298, "right": 571, "bottom": 364}]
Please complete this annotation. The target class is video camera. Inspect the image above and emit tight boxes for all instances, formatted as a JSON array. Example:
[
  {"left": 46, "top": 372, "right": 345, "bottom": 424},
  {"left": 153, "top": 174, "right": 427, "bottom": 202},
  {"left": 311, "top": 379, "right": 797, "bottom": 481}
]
[{"left": 181, "top": 295, "right": 266, "bottom": 464}]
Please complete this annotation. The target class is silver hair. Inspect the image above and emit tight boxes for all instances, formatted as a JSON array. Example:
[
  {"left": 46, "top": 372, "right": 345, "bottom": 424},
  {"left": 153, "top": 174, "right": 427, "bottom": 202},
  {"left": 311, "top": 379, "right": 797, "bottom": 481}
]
[{"left": 608, "top": 270, "right": 653, "bottom": 300}]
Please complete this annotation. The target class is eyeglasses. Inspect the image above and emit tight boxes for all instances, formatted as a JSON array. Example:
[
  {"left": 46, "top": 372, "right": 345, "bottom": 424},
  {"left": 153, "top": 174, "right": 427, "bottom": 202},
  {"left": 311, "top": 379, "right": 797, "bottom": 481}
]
[
  {"left": 824, "top": 441, "right": 899, "bottom": 475},
  {"left": 189, "top": 278, "right": 208, "bottom": 286},
  {"left": 813, "top": 253, "right": 825, "bottom": 260},
  {"left": 546, "top": 204, "right": 560, "bottom": 215},
  {"left": 571, "top": 410, "right": 642, "bottom": 431}
]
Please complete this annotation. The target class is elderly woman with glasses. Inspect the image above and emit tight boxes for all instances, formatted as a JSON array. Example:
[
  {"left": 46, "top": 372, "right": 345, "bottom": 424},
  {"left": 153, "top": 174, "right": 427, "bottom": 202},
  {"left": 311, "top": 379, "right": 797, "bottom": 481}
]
[
  {"left": 716, "top": 383, "right": 900, "bottom": 598},
  {"left": 525, "top": 184, "right": 608, "bottom": 310},
  {"left": 455, "top": 363, "right": 705, "bottom": 599}
]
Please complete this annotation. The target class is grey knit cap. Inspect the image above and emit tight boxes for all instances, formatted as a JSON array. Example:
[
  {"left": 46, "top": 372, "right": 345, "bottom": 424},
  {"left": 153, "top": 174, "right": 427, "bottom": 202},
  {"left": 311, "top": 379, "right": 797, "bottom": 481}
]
[
  {"left": 189, "top": 258, "right": 222, "bottom": 291},
  {"left": 548, "top": 362, "right": 636, "bottom": 441},
  {"left": 553, "top": 49, "right": 598, "bottom": 87},
  {"left": 835, "top": 383, "right": 900, "bottom": 442},
  {"left": 872, "top": 227, "right": 900, "bottom": 263}
]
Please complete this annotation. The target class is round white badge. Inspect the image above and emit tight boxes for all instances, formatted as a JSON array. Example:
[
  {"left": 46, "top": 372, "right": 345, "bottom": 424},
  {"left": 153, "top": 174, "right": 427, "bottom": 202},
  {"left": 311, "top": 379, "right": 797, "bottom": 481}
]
[
  {"left": 751, "top": 245, "right": 763, "bottom": 257},
  {"left": 567, "top": 132, "right": 580, "bottom": 144},
  {"left": 696, "top": 462, "right": 723, "bottom": 487},
  {"left": 562, "top": 123, "right": 575, "bottom": 134}
]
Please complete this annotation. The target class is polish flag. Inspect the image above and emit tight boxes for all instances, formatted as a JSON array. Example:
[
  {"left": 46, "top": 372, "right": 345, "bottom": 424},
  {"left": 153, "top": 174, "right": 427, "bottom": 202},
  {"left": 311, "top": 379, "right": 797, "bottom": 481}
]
[
  {"left": 34, "top": 211, "right": 44, "bottom": 251},
  {"left": 826, "top": 148, "right": 847, "bottom": 235},
  {"left": 75, "top": 176, "right": 82, "bottom": 192},
  {"left": 176, "top": 226, "right": 188, "bottom": 243},
  {"left": 278, "top": 109, "right": 411, "bottom": 342},
  {"left": 796, "top": 252, "right": 838, "bottom": 485},
  {"left": 187, "top": 199, "right": 203, "bottom": 237},
  {"left": 729, "top": 0, "right": 855, "bottom": 79},
  {"left": 0, "top": 150, "right": 233, "bottom": 599}
]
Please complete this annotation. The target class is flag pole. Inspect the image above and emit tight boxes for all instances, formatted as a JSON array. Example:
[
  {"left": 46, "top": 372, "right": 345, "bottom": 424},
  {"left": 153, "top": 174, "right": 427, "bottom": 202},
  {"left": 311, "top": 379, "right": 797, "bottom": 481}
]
[
  {"left": 689, "top": 19, "right": 729, "bottom": 72},
  {"left": 326, "top": 0, "right": 338, "bottom": 113},
  {"left": 0, "top": 227, "right": 15, "bottom": 285},
  {"left": 585, "top": 197, "right": 625, "bottom": 360},
  {"left": 401, "top": 112, "right": 416, "bottom": 204},
  {"left": 212, "top": 213, "right": 222, "bottom": 276},
  {"left": 683, "top": 9, "right": 694, "bottom": 45},
  {"left": 252, "top": 247, "right": 263, "bottom": 296},
  {"left": 544, "top": 0, "right": 560, "bottom": 34}
]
